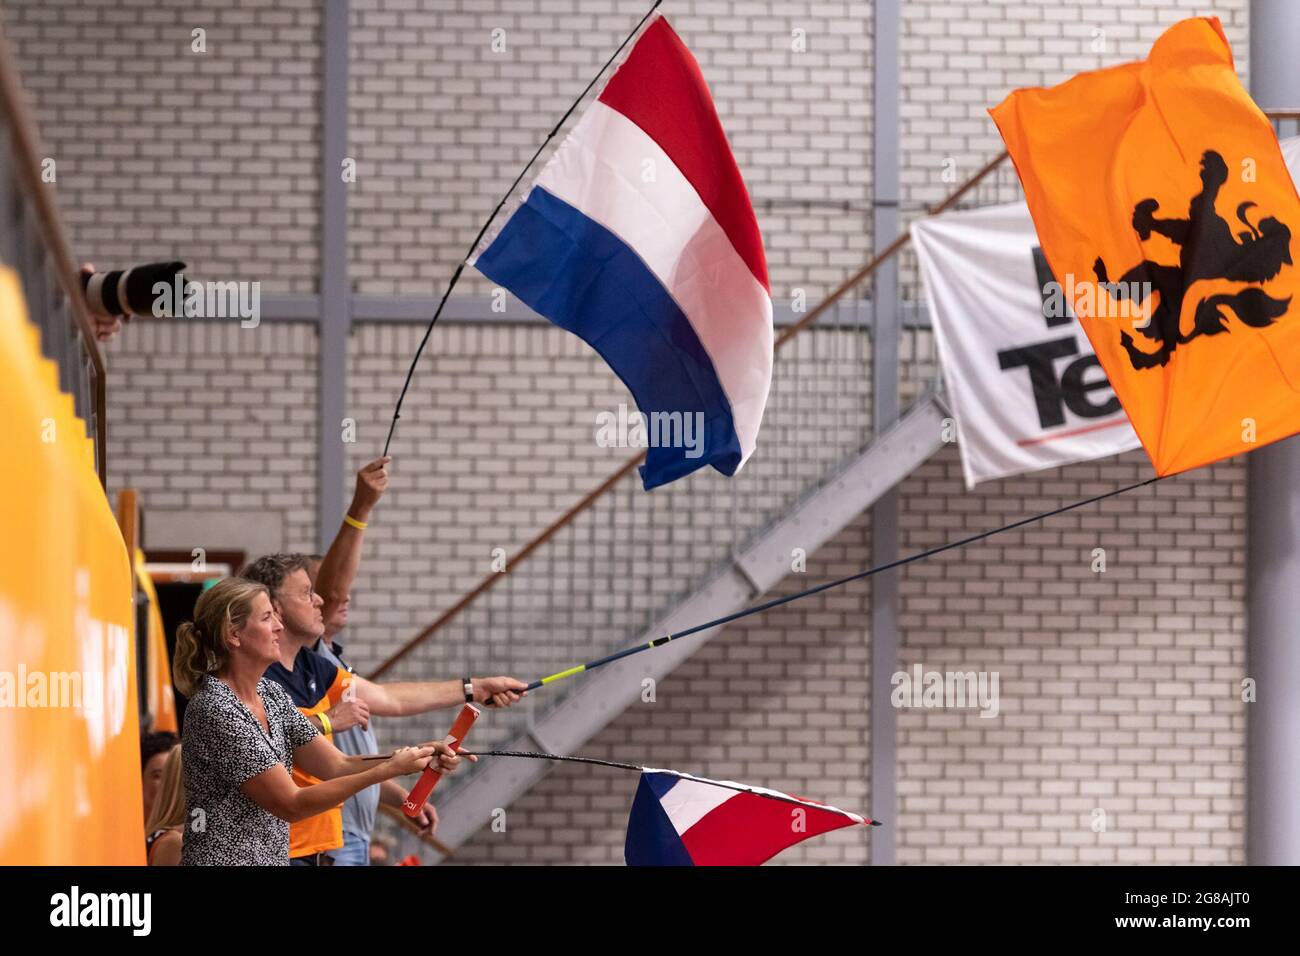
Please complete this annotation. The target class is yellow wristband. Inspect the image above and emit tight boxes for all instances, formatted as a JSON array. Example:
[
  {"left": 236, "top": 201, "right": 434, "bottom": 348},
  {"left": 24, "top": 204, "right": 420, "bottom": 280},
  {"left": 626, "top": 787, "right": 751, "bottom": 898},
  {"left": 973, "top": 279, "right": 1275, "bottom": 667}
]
[
  {"left": 343, "top": 514, "right": 368, "bottom": 531},
  {"left": 319, "top": 712, "right": 333, "bottom": 735}
]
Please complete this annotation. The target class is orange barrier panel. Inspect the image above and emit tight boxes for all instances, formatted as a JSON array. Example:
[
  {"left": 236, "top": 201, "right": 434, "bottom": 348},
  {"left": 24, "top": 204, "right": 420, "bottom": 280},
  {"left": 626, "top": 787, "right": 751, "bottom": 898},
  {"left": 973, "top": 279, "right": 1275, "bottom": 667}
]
[{"left": 0, "top": 267, "right": 144, "bottom": 865}]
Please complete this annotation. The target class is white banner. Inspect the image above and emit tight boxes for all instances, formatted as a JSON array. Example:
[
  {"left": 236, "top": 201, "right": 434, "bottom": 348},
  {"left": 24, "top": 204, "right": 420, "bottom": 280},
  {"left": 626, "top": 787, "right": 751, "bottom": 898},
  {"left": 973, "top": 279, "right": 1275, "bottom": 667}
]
[
  {"left": 912, "top": 201, "right": 1140, "bottom": 487},
  {"left": 911, "top": 135, "right": 1300, "bottom": 488}
]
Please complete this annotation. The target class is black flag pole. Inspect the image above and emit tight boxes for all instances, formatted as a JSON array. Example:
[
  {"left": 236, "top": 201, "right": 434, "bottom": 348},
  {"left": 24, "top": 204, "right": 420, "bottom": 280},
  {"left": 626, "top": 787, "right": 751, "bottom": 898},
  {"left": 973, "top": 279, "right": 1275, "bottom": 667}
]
[
  {"left": 459, "top": 750, "right": 882, "bottom": 823},
  {"left": 506, "top": 473, "right": 1166, "bottom": 695},
  {"left": 382, "top": 0, "right": 664, "bottom": 457},
  {"left": 361, "top": 746, "right": 882, "bottom": 821}
]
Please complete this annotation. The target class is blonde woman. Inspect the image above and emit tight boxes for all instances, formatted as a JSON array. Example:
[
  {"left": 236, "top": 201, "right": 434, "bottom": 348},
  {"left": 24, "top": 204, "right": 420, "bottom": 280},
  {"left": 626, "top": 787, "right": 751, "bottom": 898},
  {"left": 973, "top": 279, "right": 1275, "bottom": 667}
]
[
  {"left": 173, "top": 577, "right": 463, "bottom": 865},
  {"left": 145, "top": 743, "right": 185, "bottom": 865}
]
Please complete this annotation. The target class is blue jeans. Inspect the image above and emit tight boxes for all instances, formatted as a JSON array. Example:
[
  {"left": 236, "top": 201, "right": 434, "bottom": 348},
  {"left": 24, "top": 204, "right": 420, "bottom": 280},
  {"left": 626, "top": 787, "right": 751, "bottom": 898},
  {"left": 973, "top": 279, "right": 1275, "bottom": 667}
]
[{"left": 329, "top": 830, "right": 371, "bottom": 867}]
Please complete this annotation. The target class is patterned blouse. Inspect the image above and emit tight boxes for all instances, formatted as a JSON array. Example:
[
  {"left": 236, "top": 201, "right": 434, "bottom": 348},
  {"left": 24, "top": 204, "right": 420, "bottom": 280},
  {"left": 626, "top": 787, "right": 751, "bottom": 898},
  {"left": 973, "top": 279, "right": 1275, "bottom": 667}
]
[{"left": 180, "top": 675, "right": 319, "bottom": 865}]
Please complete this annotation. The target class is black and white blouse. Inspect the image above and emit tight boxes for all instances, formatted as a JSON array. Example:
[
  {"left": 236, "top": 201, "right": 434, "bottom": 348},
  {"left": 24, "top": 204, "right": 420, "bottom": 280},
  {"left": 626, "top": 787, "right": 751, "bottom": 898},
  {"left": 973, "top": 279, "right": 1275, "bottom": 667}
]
[{"left": 180, "top": 675, "right": 319, "bottom": 866}]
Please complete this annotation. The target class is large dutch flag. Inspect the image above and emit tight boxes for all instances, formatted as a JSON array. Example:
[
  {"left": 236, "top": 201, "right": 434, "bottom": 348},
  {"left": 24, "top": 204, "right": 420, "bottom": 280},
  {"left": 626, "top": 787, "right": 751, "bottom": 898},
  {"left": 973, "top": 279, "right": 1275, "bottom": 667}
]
[
  {"left": 472, "top": 16, "right": 774, "bottom": 490},
  {"left": 624, "top": 769, "right": 870, "bottom": 866}
]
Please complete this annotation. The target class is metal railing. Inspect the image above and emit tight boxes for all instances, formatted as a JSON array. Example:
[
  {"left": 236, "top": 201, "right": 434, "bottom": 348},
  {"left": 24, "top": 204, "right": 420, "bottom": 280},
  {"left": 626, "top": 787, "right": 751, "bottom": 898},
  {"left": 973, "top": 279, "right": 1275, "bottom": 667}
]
[{"left": 0, "top": 21, "right": 106, "bottom": 484}]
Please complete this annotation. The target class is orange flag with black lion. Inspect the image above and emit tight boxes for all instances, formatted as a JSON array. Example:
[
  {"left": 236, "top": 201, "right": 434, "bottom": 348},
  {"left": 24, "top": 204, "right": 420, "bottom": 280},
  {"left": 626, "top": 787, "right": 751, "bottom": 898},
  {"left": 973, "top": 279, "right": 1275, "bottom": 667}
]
[{"left": 991, "top": 17, "right": 1298, "bottom": 476}]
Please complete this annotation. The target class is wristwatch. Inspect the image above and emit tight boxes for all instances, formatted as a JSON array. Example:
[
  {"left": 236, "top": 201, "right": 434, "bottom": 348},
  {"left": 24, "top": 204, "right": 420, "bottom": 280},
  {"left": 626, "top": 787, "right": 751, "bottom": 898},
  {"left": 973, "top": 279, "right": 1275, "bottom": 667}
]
[{"left": 463, "top": 677, "right": 474, "bottom": 703}]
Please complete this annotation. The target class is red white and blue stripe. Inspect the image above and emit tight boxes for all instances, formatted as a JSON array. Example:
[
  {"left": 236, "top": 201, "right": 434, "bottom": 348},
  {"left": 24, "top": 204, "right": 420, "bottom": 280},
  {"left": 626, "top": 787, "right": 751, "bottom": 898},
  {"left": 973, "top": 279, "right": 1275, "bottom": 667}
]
[
  {"left": 472, "top": 16, "right": 773, "bottom": 490},
  {"left": 624, "top": 769, "right": 869, "bottom": 866}
]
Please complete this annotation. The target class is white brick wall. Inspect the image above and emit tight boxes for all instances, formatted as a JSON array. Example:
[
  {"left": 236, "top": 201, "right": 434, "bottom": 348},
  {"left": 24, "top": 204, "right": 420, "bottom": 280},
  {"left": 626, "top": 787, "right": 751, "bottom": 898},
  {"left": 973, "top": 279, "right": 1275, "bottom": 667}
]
[
  {"left": 348, "top": 0, "right": 873, "bottom": 301},
  {"left": 341, "top": 321, "right": 631, "bottom": 665},
  {"left": 900, "top": 0, "right": 1251, "bottom": 214},
  {"left": 896, "top": 446, "right": 1246, "bottom": 865},
  {"left": 3, "top": 0, "right": 322, "bottom": 295},
  {"left": 103, "top": 321, "right": 320, "bottom": 556}
]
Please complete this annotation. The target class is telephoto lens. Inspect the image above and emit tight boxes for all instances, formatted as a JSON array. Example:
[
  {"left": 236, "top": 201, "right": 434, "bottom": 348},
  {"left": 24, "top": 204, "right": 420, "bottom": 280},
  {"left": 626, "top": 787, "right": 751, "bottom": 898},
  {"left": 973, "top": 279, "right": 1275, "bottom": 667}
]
[{"left": 80, "top": 261, "right": 187, "bottom": 318}]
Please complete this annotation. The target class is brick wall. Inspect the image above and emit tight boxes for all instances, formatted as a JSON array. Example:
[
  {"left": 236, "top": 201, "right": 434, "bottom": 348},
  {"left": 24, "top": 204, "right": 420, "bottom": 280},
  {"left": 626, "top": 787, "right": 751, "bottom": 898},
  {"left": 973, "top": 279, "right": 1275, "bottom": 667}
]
[
  {"left": 896, "top": 446, "right": 1246, "bottom": 864},
  {"left": 900, "top": 0, "right": 1251, "bottom": 212},
  {"left": 896, "top": 0, "right": 1252, "bottom": 290},
  {"left": 102, "top": 321, "right": 320, "bottom": 559},
  {"left": 348, "top": 0, "right": 873, "bottom": 302},
  {"left": 340, "top": 320, "right": 631, "bottom": 662},
  {"left": 2, "top": 0, "right": 322, "bottom": 295}
]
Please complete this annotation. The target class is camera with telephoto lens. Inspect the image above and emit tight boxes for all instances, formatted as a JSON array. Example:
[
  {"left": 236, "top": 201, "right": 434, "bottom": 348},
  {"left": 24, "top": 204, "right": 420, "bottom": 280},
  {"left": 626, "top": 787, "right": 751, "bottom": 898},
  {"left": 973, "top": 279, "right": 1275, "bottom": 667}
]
[{"left": 80, "top": 261, "right": 187, "bottom": 318}]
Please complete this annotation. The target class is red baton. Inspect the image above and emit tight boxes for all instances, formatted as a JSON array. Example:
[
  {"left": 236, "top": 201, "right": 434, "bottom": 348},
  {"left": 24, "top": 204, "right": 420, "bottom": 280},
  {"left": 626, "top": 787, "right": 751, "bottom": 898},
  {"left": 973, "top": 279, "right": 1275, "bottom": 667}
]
[{"left": 402, "top": 703, "right": 480, "bottom": 818}]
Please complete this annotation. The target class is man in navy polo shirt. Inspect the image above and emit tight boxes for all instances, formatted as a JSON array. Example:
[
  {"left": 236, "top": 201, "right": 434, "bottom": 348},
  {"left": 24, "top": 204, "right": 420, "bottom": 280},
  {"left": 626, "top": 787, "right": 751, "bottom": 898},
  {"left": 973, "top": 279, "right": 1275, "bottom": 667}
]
[
  {"left": 306, "top": 554, "right": 436, "bottom": 865},
  {"left": 246, "top": 457, "right": 527, "bottom": 865}
]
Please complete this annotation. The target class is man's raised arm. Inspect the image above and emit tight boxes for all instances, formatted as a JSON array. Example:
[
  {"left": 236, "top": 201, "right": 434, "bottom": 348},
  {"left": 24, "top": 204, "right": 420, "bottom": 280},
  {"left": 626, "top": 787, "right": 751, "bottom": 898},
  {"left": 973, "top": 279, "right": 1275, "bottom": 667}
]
[{"left": 315, "top": 456, "right": 390, "bottom": 623}]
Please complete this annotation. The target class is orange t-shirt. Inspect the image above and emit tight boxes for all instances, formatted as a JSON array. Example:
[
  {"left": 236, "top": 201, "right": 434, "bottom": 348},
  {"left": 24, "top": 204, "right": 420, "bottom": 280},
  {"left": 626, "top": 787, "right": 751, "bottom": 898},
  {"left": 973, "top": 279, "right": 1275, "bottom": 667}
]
[{"left": 263, "top": 647, "right": 353, "bottom": 858}]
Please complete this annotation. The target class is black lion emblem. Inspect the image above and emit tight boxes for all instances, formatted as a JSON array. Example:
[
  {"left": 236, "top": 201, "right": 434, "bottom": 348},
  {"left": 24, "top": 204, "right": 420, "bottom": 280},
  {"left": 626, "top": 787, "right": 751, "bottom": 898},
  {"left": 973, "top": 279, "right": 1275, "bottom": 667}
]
[{"left": 1092, "top": 150, "right": 1293, "bottom": 370}]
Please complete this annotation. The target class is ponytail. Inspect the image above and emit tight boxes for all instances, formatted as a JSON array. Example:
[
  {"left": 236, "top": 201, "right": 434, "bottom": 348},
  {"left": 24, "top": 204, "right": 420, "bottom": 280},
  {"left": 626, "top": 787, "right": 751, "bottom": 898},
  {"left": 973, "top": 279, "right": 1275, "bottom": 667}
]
[{"left": 173, "top": 577, "right": 268, "bottom": 696}]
